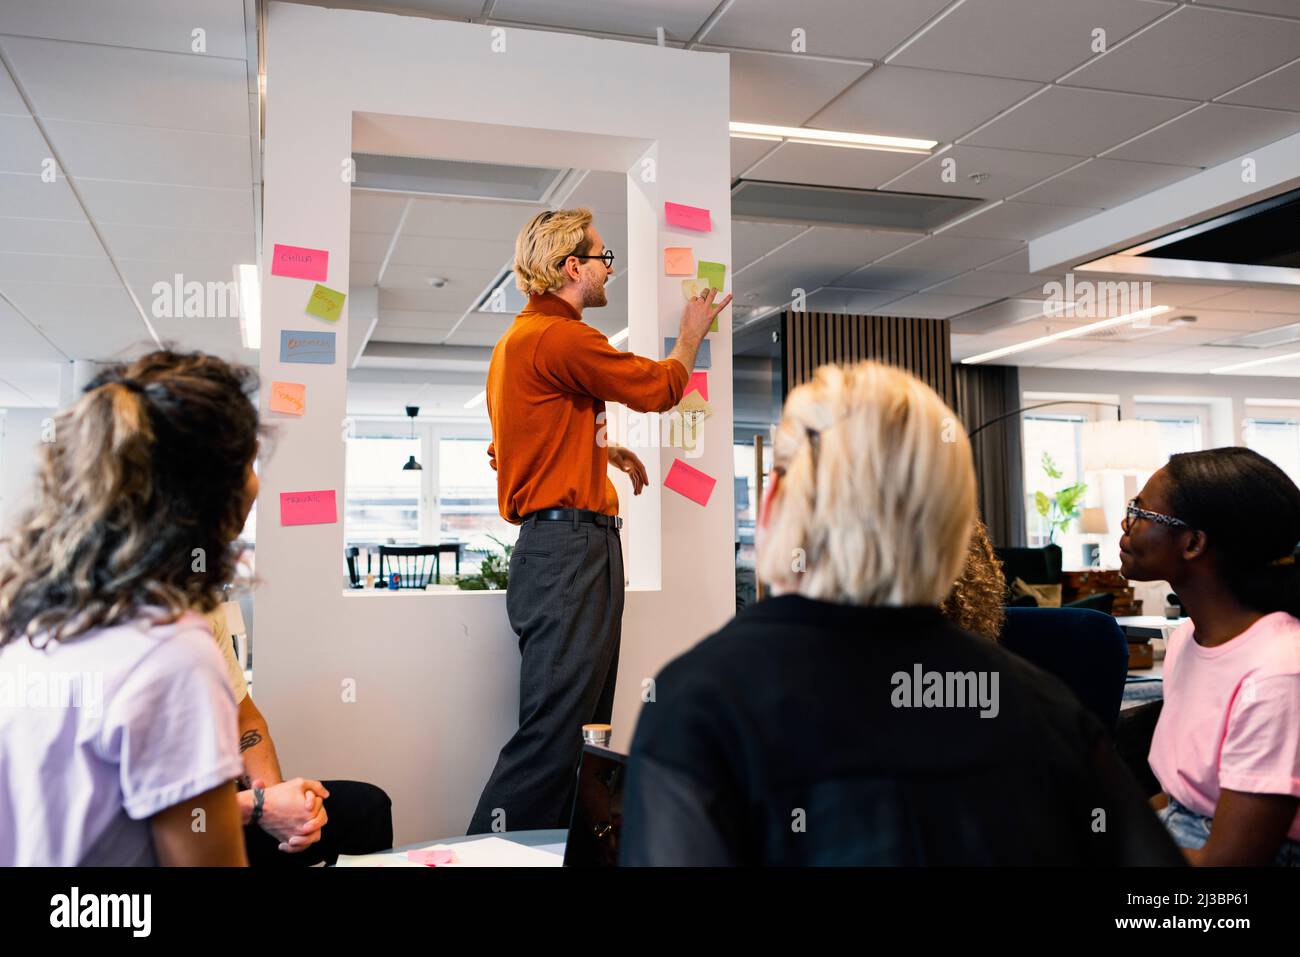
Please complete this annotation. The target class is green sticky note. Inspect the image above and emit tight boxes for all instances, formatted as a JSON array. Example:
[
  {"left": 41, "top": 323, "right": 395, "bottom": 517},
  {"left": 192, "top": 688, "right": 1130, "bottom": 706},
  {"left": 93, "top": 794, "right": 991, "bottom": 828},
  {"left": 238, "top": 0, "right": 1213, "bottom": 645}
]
[
  {"left": 697, "top": 261, "right": 726, "bottom": 332},
  {"left": 305, "top": 283, "right": 346, "bottom": 322}
]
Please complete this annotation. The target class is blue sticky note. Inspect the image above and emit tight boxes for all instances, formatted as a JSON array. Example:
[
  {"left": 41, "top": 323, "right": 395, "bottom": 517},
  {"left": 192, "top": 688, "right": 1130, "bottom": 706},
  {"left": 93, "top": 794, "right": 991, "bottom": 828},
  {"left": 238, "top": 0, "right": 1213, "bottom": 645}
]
[
  {"left": 281, "top": 329, "right": 336, "bottom": 364},
  {"left": 664, "top": 337, "right": 710, "bottom": 370}
]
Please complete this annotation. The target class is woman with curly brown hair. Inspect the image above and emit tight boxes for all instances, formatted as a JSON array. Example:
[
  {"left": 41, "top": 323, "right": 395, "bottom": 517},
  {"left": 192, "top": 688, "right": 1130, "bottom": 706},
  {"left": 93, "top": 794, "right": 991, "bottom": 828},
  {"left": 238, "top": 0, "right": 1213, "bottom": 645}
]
[
  {"left": 0, "top": 350, "right": 260, "bottom": 866},
  {"left": 940, "top": 518, "right": 1006, "bottom": 642}
]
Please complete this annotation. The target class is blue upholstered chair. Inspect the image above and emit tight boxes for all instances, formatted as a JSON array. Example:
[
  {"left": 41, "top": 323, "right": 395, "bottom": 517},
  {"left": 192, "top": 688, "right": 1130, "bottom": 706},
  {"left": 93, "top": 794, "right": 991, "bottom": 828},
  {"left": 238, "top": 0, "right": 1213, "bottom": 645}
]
[{"left": 999, "top": 607, "right": 1130, "bottom": 730}]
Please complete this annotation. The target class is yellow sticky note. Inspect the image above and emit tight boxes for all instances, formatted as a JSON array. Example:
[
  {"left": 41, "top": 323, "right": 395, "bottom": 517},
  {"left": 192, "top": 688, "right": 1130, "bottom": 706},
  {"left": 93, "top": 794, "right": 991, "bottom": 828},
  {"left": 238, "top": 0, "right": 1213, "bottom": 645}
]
[
  {"left": 270, "top": 381, "right": 306, "bottom": 416},
  {"left": 306, "top": 283, "right": 346, "bottom": 321},
  {"left": 664, "top": 247, "right": 694, "bottom": 276}
]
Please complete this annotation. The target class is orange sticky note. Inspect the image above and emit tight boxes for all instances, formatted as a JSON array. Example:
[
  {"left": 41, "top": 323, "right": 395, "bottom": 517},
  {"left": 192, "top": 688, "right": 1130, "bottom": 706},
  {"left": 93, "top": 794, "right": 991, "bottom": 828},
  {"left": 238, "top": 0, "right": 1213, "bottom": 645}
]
[
  {"left": 664, "top": 247, "right": 694, "bottom": 276},
  {"left": 269, "top": 381, "right": 306, "bottom": 416}
]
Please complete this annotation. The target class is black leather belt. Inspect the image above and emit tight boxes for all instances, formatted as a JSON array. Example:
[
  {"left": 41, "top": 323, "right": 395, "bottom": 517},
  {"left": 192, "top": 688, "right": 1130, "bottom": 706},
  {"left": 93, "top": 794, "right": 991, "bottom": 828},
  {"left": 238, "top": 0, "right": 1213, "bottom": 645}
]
[{"left": 523, "top": 508, "right": 623, "bottom": 529}]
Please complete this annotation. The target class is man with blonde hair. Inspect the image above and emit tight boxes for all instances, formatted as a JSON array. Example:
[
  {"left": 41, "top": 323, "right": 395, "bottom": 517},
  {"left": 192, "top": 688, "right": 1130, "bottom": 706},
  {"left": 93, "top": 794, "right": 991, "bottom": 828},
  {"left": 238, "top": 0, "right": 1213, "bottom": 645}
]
[{"left": 468, "top": 207, "right": 731, "bottom": 833}]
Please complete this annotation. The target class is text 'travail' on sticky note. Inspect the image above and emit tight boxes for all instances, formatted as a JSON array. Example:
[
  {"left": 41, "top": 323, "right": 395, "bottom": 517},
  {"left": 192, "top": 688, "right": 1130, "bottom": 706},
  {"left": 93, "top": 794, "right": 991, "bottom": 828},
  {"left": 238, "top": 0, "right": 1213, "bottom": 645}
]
[
  {"left": 664, "top": 202, "right": 711, "bottom": 233},
  {"left": 269, "top": 381, "right": 306, "bottom": 416},
  {"left": 685, "top": 371, "right": 708, "bottom": 402},
  {"left": 271, "top": 243, "right": 329, "bottom": 281},
  {"left": 305, "top": 283, "right": 346, "bottom": 321},
  {"left": 280, "top": 489, "right": 337, "bottom": 527},
  {"left": 664, "top": 247, "right": 694, "bottom": 276},
  {"left": 664, "top": 458, "right": 717, "bottom": 507},
  {"left": 665, "top": 336, "right": 711, "bottom": 370}
]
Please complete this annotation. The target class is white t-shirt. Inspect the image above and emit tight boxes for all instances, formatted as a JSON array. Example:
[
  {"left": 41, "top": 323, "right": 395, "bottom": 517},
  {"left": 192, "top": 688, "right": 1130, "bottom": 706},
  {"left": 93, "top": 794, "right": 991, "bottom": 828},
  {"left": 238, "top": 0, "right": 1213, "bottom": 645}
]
[{"left": 0, "top": 611, "right": 242, "bottom": 865}]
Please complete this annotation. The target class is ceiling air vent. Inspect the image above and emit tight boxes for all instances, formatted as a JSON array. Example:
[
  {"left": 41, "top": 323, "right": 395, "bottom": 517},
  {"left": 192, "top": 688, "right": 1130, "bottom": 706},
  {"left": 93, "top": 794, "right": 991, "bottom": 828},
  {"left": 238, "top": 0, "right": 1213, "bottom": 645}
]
[{"left": 731, "top": 179, "right": 982, "bottom": 231}]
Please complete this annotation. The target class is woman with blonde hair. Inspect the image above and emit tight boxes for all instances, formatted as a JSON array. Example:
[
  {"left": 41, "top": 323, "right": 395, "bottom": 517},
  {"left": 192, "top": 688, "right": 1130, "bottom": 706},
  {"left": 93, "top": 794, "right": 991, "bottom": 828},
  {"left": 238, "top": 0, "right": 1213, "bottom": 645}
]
[
  {"left": 0, "top": 350, "right": 257, "bottom": 865},
  {"left": 940, "top": 518, "right": 1006, "bottom": 642},
  {"left": 621, "top": 360, "right": 1179, "bottom": 866}
]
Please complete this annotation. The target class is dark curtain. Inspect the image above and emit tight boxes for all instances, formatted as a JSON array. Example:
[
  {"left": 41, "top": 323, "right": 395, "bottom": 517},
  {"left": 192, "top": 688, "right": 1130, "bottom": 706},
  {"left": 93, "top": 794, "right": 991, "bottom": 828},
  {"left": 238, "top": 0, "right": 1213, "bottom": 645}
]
[{"left": 953, "top": 364, "right": 1026, "bottom": 548}]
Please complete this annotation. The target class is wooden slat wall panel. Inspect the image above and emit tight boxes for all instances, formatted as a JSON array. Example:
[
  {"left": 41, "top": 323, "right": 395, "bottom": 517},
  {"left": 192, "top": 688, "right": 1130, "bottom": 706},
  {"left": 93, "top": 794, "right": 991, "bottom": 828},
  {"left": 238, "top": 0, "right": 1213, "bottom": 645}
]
[{"left": 780, "top": 312, "right": 954, "bottom": 407}]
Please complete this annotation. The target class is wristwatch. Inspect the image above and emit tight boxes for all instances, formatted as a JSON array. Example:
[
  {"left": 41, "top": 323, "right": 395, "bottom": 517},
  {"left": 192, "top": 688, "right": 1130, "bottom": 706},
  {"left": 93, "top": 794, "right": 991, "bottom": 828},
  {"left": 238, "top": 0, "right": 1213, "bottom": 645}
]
[{"left": 251, "top": 786, "right": 265, "bottom": 826}]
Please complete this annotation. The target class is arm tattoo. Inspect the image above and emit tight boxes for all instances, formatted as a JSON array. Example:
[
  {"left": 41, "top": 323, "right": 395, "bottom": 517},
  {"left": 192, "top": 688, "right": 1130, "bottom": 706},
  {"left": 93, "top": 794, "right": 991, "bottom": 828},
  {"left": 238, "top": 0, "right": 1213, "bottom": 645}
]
[{"left": 239, "top": 729, "right": 263, "bottom": 753}]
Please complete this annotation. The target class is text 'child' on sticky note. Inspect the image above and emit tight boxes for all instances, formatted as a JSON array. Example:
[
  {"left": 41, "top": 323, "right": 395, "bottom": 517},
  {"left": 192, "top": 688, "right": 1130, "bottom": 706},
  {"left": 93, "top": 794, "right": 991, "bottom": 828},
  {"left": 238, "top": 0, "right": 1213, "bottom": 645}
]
[
  {"left": 664, "top": 247, "right": 694, "bottom": 276},
  {"left": 269, "top": 381, "right": 306, "bottom": 416},
  {"left": 664, "top": 336, "right": 710, "bottom": 369},
  {"left": 664, "top": 202, "right": 711, "bottom": 233},
  {"left": 665, "top": 459, "right": 717, "bottom": 507},
  {"left": 271, "top": 243, "right": 329, "bottom": 281},
  {"left": 305, "top": 284, "right": 346, "bottom": 321},
  {"left": 280, "top": 489, "right": 337, "bottom": 526}
]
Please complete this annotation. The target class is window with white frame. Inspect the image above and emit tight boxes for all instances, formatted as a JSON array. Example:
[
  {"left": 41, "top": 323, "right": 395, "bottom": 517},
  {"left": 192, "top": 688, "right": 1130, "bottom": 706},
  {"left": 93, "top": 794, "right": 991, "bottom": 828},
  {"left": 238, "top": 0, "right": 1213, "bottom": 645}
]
[
  {"left": 1244, "top": 414, "right": 1300, "bottom": 487},
  {"left": 1135, "top": 403, "right": 1207, "bottom": 467}
]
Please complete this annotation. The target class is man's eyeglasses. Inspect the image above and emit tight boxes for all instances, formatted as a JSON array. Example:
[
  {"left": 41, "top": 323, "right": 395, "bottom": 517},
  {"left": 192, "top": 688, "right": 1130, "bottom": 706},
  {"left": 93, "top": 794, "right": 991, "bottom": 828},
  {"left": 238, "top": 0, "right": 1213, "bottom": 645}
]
[
  {"left": 559, "top": 249, "right": 615, "bottom": 269},
  {"left": 1122, "top": 499, "right": 1189, "bottom": 532}
]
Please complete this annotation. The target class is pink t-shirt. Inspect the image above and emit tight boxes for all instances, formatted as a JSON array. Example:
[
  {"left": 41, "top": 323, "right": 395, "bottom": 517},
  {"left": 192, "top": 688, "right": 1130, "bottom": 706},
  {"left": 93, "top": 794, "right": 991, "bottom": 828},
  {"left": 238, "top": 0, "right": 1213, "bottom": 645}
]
[{"left": 1149, "top": 611, "right": 1300, "bottom": 841}]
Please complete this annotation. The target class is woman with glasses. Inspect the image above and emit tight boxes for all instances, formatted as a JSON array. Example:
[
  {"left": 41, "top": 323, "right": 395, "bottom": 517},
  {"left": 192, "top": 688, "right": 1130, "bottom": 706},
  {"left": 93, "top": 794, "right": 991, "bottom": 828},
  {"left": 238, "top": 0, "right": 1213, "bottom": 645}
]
[
  {"left": 1120, "top": 448, "right": 1300, "bottom": 866},
  {"left": 620, "top": 361, "right": 1180, "bottom": 865}
]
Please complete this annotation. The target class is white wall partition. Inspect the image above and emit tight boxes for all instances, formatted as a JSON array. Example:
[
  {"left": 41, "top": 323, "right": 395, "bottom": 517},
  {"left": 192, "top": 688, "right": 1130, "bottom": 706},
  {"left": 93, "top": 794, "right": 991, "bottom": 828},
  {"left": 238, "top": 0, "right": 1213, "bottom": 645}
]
[{"left": 256, "top": 2, "right": 733, "bottom": 843}]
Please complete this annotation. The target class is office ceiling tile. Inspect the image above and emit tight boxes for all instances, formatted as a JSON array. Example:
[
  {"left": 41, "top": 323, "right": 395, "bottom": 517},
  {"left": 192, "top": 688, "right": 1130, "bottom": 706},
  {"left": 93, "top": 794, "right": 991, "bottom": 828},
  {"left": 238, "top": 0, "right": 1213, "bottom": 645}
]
[
  {"left": 701, "top": 0, "right": 952, "bottom": 60},
  {"left": 876, "top": 234, "right": 1023, "bottom": 271},
  {"left": 0, "top": 0, "right": 248, "bottom": 59},
  {"left": 0, "top": 114, "right": 50, "bottom": 174},
  {"left": 490, "top": 0, "right": 718, "bottom": 41},
  {"left": 891, "top": 0, "right": 1174, "bottom": 82},
  {"left": 885, "top": 145, "right": 1084, "bottom": 199},
  {"left": 1012, "top": 157, "right": 1199, "bottom": 207},
  {"left": 1219, "top": 59, "right": 1300, "bottom": 112},
  {"left": 0, "top": 252, "right": 116, "bottom": 285},
  {"left": 0, "top": 216, "right": 100, "bottom": 257},
  {"left": 963, "top": 87, "right": 1193, "bottom": 156},
  {"left": 42, "top": 119, "right": 250, "bottom": 189},
  {"left": 876, "top": 292, "right": 996, "bottom": 318},
  {"left": 98, "top": 222, "right": 254, "bottom": 263},
  {"left": 809, "top": 65, "right": 1040, "bottom": 143},
  {"left": 78, "top": 180, "right": 253, "bottom": 232},
  {"left": 722, "top": 50, "right": 869, "bottom": 126},
  {"left": 1104, "top": 104, "right": 1300, "bottom": 167},
  {"left": 733, "top": 221, "right": 807, "bottom": 270},
  {"left": 0, "top": 60, "right": 28, "bottom": 115},
  {"left": 731, "top": 135, "right": 778, "bottom": 177},
  {"left": 1192, "top": 287, "right": 1300, "bottom": 314},
  {"left": 3, "top": 37, "right": 248, "bottom": 134},
  {"left": 402, "top": 198, "right": 542, "bottom": 239},
  {"left": 944, "top": 200, "right": 1102, "bottom": 240},
  {"left": 0, "top": 172, "right": 83, "bottom": 219},
  {"left": 1063, "top": 5, "right": 1300, "bottom": 100}
]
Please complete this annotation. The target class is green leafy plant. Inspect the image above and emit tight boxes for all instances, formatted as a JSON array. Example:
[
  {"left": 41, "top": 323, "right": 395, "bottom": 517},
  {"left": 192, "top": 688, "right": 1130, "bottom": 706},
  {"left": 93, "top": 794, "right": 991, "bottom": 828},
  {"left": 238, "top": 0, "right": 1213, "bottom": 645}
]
[
  {"left": 455, "top": 534, "right": 512, "bottom": 590},
  {"left": 1034, "top": 452, "right": 1087, "bottom": 543}
]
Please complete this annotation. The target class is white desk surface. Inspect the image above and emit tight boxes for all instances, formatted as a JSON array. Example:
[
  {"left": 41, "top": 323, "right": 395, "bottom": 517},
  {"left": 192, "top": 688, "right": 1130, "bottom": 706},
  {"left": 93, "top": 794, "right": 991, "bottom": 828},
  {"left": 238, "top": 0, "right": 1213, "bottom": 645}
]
[{"left": 337, "top": 829, "right": 567, "bottom": 867}]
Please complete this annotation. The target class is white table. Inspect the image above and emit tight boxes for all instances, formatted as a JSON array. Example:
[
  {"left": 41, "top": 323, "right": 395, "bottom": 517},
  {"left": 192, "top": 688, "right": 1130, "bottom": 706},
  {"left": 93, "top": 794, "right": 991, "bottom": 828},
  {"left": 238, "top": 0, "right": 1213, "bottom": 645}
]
[{"left": 336, "top": 829, "right": 567, "bottom": 867}]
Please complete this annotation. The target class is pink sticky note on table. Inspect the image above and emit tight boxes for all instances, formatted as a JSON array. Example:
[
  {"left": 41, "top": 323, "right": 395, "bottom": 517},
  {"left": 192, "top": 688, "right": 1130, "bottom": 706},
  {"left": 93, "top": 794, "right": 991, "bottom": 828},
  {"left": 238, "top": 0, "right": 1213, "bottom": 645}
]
[
  {"left": 280, "top": 489, "right": 337, "bottom": 526},
  {"left": 271, "top": 243, "right": 329, "bottom": 281},
  {"left": 406, "top": 848, "right": 457, "bottom": 866},
  {"left": 665, "top": 459, "right": 716, "bottom": 507},
  {"left": 269, "top": 381, "right": 306, "bottom": 416},
  {"left": 664, "top": 202, "right": 711, "bottom": 233},
  {"left": 685, "top": 371, "right": 708, "bottom": 401},
  {"left": 664, "top": 247, "right": 694, "bottom": 275}
]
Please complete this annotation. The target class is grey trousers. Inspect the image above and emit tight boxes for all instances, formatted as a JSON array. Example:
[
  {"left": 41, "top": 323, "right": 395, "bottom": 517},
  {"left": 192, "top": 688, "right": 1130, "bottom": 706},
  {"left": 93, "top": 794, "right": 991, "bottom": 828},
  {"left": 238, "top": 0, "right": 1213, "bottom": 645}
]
[{"left": 467, "top": 515, "right": 625, "bottom": 834}]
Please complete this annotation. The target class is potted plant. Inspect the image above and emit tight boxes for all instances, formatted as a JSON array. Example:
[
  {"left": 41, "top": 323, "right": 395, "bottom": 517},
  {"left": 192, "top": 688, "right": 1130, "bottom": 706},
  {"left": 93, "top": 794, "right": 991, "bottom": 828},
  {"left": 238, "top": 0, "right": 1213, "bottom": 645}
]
[
  {"left": 1034, "top": 452, "right": 1088, "bottom": 545},
  {"left": 455, "top": 534, "right": 512, "bottom": 590}
]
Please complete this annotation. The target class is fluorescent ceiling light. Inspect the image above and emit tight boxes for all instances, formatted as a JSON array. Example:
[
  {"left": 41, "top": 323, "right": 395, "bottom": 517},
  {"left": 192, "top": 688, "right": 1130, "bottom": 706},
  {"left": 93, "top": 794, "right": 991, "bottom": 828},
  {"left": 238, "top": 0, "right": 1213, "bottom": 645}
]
[
  {"left": 729, "top": 122, "right": 936, "bottom": 154},
  {"left": 464, "top": 390, "right": 486, "bottom": 409},
  {"left": 961, "top": 305, "right": 1171, "bottom": 365},
  {"left": 1211, "top": 350, "right": 1300, "bottom": 374},
  {"left": 608, "top": 327, "right": 629, "bottom": 347},
  {"left": 237, "top": 264, "right": 260, "bottom": 350}
]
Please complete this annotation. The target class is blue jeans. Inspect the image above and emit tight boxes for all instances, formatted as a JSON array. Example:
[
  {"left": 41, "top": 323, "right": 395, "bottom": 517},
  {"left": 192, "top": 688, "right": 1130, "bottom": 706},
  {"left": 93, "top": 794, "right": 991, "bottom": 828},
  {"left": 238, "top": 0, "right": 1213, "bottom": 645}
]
[{"left": 1158, "top": 797, "right": 1300, "bottom": 867}]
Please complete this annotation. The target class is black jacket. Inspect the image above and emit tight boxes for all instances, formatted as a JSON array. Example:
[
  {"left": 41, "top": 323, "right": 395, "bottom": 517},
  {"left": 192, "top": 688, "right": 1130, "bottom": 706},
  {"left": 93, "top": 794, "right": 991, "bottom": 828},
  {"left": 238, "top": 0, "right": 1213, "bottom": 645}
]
[{"left": 620, "top": 596, "right": 1183, "bottom": 866}]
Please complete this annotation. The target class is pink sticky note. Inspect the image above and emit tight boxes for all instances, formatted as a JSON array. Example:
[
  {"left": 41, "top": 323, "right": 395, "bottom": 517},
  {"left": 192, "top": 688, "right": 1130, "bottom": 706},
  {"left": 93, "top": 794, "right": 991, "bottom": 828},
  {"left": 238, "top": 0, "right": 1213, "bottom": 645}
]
[
  {"left": 279, "top": 489, "right": 337, "bottom": 526},
  {"left": 406, "top": 848, "right": 457, "bottom": 866},
  {"left": 685, "top": 371, "right": 708, "bottom": 401},
  {"left": 271, "top": 243, "right": 329, "bottom": 281},
  {"left": 269, "top": 381, "right": 306, "bottom": 416},
  {"left": 664, "top": 247, "right": 694, "bottom": 275},
  {"left": 664, "top": 202, "right": 711, "bottom": 233},
  {"left": 664, "top": 459, "right": 716, "bottom": 507}
]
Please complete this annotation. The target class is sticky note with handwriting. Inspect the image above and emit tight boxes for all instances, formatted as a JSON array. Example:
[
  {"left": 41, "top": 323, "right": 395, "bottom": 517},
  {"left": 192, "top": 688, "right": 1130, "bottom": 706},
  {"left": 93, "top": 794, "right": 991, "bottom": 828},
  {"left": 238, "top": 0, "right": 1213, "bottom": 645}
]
[
  {"left": 280, "top": 330, "right": 335, "bottom": 364},
  {"left": 271, "top": 243, "right": 328, "bottom": 281},
  {"left": 664, "top": 459, "right": 716, "bottom": 507},
  {"left": 280, "top": 489, "right": 337, "bottom": 526},
  {"left": 664, "top": 247, "right": 694, "bottom": 276},
  {"left": 664, "top": 202, "right": 711, "bottom": 232},
  {"left": 269, "top": 381, "right": 306, "bottom": 416},
  {"left": 305, "top": 284, "right": 346, "bottom": 321}
]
